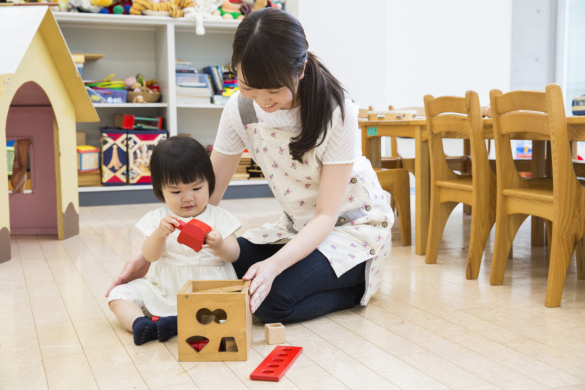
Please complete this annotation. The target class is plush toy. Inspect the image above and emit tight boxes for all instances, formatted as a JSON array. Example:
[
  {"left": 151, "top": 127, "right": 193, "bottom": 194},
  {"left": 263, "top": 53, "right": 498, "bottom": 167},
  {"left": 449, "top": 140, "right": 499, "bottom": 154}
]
[
  {"left": 182, "top": 0, "right": 222, "bottom": 35},
  {"left": 212, "top": 0, "right": 244, "bottom": 19},
  {"left": 130, "top": 0, "right": 193, "bottom": 17}
]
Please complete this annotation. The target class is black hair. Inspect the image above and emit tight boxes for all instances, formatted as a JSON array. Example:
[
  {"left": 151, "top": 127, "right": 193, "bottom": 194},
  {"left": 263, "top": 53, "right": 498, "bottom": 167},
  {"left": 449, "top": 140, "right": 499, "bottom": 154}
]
[
  {"left": 232, "top": 7, "right": 346, "bottom": 163},
  {"left": 150, "top": 136, "right": 215, "bottom": 202}
]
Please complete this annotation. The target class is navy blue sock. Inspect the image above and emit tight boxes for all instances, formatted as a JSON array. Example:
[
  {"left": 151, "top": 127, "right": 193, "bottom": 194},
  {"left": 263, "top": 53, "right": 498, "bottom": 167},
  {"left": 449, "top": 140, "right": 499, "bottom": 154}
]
[
  {"left": 156, "top": 316, "right": 178, "bottom": 342},
  {"left": 132, "top": 316, "right": 157, "bottom": 346}
]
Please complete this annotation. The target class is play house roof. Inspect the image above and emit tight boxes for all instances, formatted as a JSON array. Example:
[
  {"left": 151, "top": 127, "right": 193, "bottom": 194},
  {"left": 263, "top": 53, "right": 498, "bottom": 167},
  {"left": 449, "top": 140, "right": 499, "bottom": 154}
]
[{"left": 0, "top": 7, "right": 98, "bottom": 122}]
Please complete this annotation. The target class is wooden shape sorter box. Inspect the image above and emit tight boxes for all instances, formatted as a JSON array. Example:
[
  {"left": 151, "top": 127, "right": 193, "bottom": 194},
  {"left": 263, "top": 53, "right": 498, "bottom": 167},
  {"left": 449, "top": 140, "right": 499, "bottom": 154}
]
[{"left": 177, "top": 280, "right": 252, "bottom": 362}]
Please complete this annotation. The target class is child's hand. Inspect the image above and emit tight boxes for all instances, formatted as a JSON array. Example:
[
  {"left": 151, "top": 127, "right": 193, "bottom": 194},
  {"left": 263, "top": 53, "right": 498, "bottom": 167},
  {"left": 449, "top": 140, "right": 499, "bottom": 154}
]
[
  {"left": 156, "top": 214, "right": 180, "bottom": 238},
  {"left": 202, "top": 229, "right": 223, "bottom": 251}
]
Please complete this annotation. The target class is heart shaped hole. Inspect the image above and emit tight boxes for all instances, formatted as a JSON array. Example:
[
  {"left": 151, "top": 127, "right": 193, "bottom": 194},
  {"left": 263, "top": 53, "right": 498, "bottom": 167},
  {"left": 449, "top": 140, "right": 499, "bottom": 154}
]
[{"left": 196, "top": 308, "right": 228, "bottom": 324}]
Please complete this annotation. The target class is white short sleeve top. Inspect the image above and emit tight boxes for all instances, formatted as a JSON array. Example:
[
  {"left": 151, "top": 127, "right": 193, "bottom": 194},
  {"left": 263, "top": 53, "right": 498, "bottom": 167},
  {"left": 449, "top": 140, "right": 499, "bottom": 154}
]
[{"left": 213, "top": 91, "right": 361, "bottom": 165}]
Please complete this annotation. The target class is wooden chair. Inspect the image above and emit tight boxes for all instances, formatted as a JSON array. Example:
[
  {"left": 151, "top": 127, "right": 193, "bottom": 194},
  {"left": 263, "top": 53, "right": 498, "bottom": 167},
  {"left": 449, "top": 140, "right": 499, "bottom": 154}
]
[
  {"left": 424, "top": 91, "right": 496, "bottom": 279},
  {"left": 489, "top": 83, "right": 585, "bottom": 307},
  {"left": 359, "top": 105, "right": 412, "bottom": 246},
  {"left": 375, "top": 168, "right": 411, "bottom": 246}
]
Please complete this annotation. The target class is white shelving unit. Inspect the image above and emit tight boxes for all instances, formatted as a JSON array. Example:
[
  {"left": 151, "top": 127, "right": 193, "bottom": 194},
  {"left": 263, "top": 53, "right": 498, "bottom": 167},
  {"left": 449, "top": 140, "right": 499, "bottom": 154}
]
[{"left": 54, "top": 12, "right": 269, "bottom": 204}]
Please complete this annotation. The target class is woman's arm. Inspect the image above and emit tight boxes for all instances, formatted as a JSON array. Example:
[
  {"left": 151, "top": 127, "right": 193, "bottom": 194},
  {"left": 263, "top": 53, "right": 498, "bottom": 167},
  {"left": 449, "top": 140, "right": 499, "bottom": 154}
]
[
  {"left": 210, "top": 150, "right": 242, "bottom": 206},
  {"left": 242, "top": 162, "right": 354, "bottom": 312}
]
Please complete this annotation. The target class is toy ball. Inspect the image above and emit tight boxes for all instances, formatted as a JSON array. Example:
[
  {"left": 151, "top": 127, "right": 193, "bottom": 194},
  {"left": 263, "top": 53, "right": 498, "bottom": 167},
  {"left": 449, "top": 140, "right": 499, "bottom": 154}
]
[{"left": 113, "top": 4, "right": 124, "bottom": 13}]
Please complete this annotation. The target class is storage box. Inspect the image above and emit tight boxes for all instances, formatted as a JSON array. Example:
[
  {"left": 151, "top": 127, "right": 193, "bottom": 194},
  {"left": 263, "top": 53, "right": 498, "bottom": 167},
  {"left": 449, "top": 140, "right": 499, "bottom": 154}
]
[
  {"left": 100, "top": 129, "right": 127, "bottom": 185},
  {"left": 76, "top": 145, "right": 100, "bottom": 172},
  {"left": 177, "top": 280, "right": 252, "bottom": 362},
  {"left": 87, "top": 88, "right": 127, "bottom": 104},
  {"left": 115, "top": 114, "right": 163, "bottom": 130},
  {"left": 6, "top": 140, "right": 15, "bottom": 175},
  {"left": 572, "top": 95, "right": 585, "bottom": 116},
  {"left": 127, "top": 130, "right": 167, "bottom": 184},
  {"left": 78, "top": 170, "right": 101, "bottom": 187}
]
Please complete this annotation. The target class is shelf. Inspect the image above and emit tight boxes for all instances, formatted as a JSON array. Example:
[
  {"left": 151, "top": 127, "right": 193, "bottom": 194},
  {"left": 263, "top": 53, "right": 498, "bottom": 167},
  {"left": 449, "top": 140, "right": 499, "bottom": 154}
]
[
  {"left": 93, "top": 103, "right": 168, "bottom": 108},
  {"left": 78, "top": 179, "right": 268, "bottom": 192},
  {"left": 177, "top": 103, "right": 225, "bottom": 109},
  {"left": 54, "top": 12, "right": 240, "bottom": 32}
]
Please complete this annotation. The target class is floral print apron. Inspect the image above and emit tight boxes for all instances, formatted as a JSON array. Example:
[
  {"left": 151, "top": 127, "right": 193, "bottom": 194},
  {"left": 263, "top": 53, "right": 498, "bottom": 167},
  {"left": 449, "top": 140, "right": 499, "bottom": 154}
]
[{"left": 238, "top": 95, "right": 393, "bottom": 305}]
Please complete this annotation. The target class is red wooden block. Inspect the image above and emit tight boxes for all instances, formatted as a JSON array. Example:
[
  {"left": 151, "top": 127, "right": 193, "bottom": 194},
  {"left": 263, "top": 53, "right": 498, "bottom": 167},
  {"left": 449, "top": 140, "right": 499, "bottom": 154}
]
[
  {"left": 176, "top": 219, "right": 212, "bottom": 252},
  {"left": 250, "top": 346, "right": 302, "bottom": 382}
]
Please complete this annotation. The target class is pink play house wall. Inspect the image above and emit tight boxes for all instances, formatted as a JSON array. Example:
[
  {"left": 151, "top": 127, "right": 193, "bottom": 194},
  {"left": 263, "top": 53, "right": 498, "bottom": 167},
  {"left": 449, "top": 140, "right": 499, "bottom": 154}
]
[{"left": 7, "top": 81, "right": 58, "bottom": 235}]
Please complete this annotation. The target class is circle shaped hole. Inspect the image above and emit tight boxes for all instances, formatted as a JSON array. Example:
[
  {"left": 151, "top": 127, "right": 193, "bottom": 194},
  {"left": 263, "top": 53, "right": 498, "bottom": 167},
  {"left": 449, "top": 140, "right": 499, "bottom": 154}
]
[
  {"left": 261, "top": 370, "right": 274, "bottom": 374},
  {"left": 267, "top": 364, "right": 279, "bottom": 368},
  {"left": 272, "top": 358, "right": 283, "bottom": 362}
]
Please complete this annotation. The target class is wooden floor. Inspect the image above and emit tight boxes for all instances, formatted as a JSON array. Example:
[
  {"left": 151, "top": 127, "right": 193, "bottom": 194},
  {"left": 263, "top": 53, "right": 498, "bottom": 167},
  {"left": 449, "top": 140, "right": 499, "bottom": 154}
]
[{"left": 3, "top": 197, "right": 585, "bottom": 390}]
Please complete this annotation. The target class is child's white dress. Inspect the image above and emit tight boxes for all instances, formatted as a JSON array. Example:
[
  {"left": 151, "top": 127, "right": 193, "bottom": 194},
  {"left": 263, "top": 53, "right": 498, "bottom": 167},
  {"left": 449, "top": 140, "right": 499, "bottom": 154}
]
[{"left": 129, "top": 204, "right": 241, "bottom": 316}]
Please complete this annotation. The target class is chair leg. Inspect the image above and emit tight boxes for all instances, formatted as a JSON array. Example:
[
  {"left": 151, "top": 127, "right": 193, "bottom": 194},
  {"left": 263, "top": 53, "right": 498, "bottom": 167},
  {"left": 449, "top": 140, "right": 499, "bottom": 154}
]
[
  {"left": 490, "top": 212, "right": 526, "bottom": 285},
  {"left": 545, "top": 220, "right": 553, "bottom": 258},
  {"left": 466, "top": 208, "right": 495, "bottom": 280},
  {"left": 575, "top": 235, "right": 585, "bottom": 280},
  {"left": 425, "top": 196, "right": 457, "bottom": 265},
  {"left": 392, "top": 170, "right": 411, "bottom": 246},
  {"left": 545, "top": 233, "right": 576, "bottom": 307}
]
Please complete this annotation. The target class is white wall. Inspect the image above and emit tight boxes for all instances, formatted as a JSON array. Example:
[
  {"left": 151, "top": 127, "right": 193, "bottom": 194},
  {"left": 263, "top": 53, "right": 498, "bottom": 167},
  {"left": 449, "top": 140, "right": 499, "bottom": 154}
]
[
  {"left": 289, "top": 0, "right": 512, "bottom": 110},
  {"left": 290, "top": 0, "right": 387, "bottom": 110},
  {"left": 385, "top": 0, "right": 512, "bottom": 109}
]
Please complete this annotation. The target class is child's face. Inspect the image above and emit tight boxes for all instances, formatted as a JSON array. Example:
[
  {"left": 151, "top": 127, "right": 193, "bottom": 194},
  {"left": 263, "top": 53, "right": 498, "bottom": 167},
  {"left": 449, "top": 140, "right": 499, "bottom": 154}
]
[
  {"left": 161, "top": 179, "right": 209, "bottom": 218},
  {"left": 237, "top": 65, "right": 295, "bottom": 112}
]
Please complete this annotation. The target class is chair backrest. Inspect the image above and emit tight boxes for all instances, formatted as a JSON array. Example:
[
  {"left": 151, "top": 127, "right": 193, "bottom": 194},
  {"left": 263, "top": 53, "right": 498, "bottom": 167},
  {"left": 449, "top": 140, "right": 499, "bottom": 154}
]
[
  {"left": 424, "top": 91, "right": 487, "bottom": 183},
  {"left": 490, "top": 87, "right": 553, "bottom": 187}
]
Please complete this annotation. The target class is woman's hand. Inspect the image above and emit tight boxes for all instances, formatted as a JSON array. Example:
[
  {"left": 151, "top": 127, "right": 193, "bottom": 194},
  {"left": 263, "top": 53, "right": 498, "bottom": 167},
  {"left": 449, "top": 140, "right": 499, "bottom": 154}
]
[
  {"left": 105, "top": 250, "right": 150, "bottom": 297},
  {"left": 242, "top": 259, "right": 280, "bottom": 313}
]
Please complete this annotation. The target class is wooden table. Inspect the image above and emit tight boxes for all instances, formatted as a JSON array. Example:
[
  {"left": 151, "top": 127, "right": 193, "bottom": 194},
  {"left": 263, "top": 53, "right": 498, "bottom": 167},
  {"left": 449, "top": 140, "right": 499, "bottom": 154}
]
[{"left": 360, "top": 116, "right": 585, "bottom": 256}]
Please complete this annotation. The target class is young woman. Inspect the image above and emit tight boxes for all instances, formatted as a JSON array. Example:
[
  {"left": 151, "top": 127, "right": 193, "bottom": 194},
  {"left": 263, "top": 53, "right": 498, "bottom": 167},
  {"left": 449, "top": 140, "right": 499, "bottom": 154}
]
[{"left": 209, "top": 8, "right": 393, "bottom": 322}]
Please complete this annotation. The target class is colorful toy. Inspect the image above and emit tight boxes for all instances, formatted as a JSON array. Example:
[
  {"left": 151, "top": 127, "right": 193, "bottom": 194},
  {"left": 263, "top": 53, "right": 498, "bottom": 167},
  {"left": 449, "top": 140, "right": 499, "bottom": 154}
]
[
  {"left": 572, "top": 95, "right": 585, "bottom": 116},
  {"left": 176, "top": 218, "right": 212, "bottom": 252},
  {"left": 265, "top": 323, "right": 285, "bottom": 345},
  {"left": 0, "top": 7, "right": 98, "bottom": 263},
  {"left": 250, "top": 346, "right": 302, "bottom": 381},
  {"left": 177, "top": 280, "right": 252, "bottom": 362},
  {"left": 77, "top": 145, "right": 100, "bottom": 172},
  {"left": 212, "top": 0, "right": 244, "bottom": 19},
  {"left": 100, "top": 129, "right": 128, "bottom": 185},
  {"left": 115, "top": 114, "right": 163, "bottom": 130},
  {"left": 129, "top": 0, "right": 195, "bottom": 17},
  {"left": 128, "top": 130, "right": 167, "bottom": 184}
]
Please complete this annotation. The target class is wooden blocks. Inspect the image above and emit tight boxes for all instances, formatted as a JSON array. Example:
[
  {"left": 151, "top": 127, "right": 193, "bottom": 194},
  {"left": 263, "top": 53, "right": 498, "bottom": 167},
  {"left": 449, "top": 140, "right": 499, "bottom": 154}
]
[
  {"left": 265, "top": 323, "right": 285, "bottom": 345},
  {"left": 177, "top": 280, "right": 252, "bottom": 362}
]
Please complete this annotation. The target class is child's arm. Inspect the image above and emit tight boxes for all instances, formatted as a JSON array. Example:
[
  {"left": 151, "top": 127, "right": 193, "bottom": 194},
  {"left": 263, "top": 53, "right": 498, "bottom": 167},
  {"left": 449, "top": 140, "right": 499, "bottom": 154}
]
[
  {"left": 203, "top": 231, "right": 240, "bottom": 263},
  {"left": 142, "top": 215, "right": 179, "bottom": 262}
]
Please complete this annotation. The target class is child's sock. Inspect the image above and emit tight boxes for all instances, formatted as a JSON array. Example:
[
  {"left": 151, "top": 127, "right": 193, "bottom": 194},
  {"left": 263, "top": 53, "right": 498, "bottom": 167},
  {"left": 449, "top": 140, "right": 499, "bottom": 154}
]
[
  {"left": 156, "top": 315, "right": 178, "bottom": 342},
  {"left": 132, "top": 316, "right": 157, "bottom": 345}
]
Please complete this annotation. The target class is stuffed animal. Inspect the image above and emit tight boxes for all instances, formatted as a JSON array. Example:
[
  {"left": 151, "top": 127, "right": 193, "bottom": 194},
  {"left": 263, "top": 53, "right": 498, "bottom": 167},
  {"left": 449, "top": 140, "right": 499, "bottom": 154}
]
[
  {"left": 130, "top": 0, "right": 192, "bottom": 17},
  {"left": 212, "top": 0, "right": 244, "bottom": 19}
]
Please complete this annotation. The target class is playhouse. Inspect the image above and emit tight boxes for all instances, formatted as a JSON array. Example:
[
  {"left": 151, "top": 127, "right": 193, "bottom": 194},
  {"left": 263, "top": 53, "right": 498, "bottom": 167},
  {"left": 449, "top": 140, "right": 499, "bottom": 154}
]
[{"left": 0, "top": 7, "right": 98, "bottom": 263}]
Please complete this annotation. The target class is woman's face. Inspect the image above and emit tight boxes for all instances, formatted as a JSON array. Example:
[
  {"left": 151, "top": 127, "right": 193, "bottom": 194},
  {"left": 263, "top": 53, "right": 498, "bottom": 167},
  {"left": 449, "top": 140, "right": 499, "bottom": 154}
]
[
  {"left": 161, "top": 179, "right": 209, "bottom": 218},
  {"left": 236, "top": 64, "right": 295, "bottom": 112}
]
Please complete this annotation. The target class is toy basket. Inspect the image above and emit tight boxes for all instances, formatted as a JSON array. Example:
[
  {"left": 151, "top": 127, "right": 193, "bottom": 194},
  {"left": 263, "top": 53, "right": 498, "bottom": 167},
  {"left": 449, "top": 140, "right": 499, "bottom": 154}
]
[{"left": 127, "top": 90, "right": 161, "bottom": 103}]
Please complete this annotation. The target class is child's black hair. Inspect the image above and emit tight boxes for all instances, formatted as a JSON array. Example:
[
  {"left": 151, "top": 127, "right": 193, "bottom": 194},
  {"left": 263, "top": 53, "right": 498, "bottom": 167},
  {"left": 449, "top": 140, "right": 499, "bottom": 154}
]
[
  {"left": 150, "top": 136, "right": 215, "bottom": 202},
  {"left": 232, "top": 7, "right": 346, "bottom": 163}
]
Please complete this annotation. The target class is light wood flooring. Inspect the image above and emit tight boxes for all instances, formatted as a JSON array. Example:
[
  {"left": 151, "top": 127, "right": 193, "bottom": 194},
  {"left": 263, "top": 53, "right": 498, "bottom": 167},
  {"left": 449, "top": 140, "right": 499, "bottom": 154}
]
[{"left": 3, "top": 197, "right": 585, "bottom": 390}]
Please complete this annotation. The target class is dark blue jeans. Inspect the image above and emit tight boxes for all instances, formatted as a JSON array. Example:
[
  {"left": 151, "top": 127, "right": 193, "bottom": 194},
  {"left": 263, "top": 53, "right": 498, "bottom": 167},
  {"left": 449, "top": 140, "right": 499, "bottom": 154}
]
[{"left": 233, "top": 237, "right": 366, "bottom": 323}]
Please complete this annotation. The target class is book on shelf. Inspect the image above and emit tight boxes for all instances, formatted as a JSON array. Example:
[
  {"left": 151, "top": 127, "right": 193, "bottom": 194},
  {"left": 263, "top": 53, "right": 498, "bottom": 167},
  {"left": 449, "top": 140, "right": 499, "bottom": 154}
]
[
  {"left": 176, "top": 95, "right": 213, "bottom": 105},
  {"left": 202, "top": 65, "right": 224, "bottom": 95}
]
